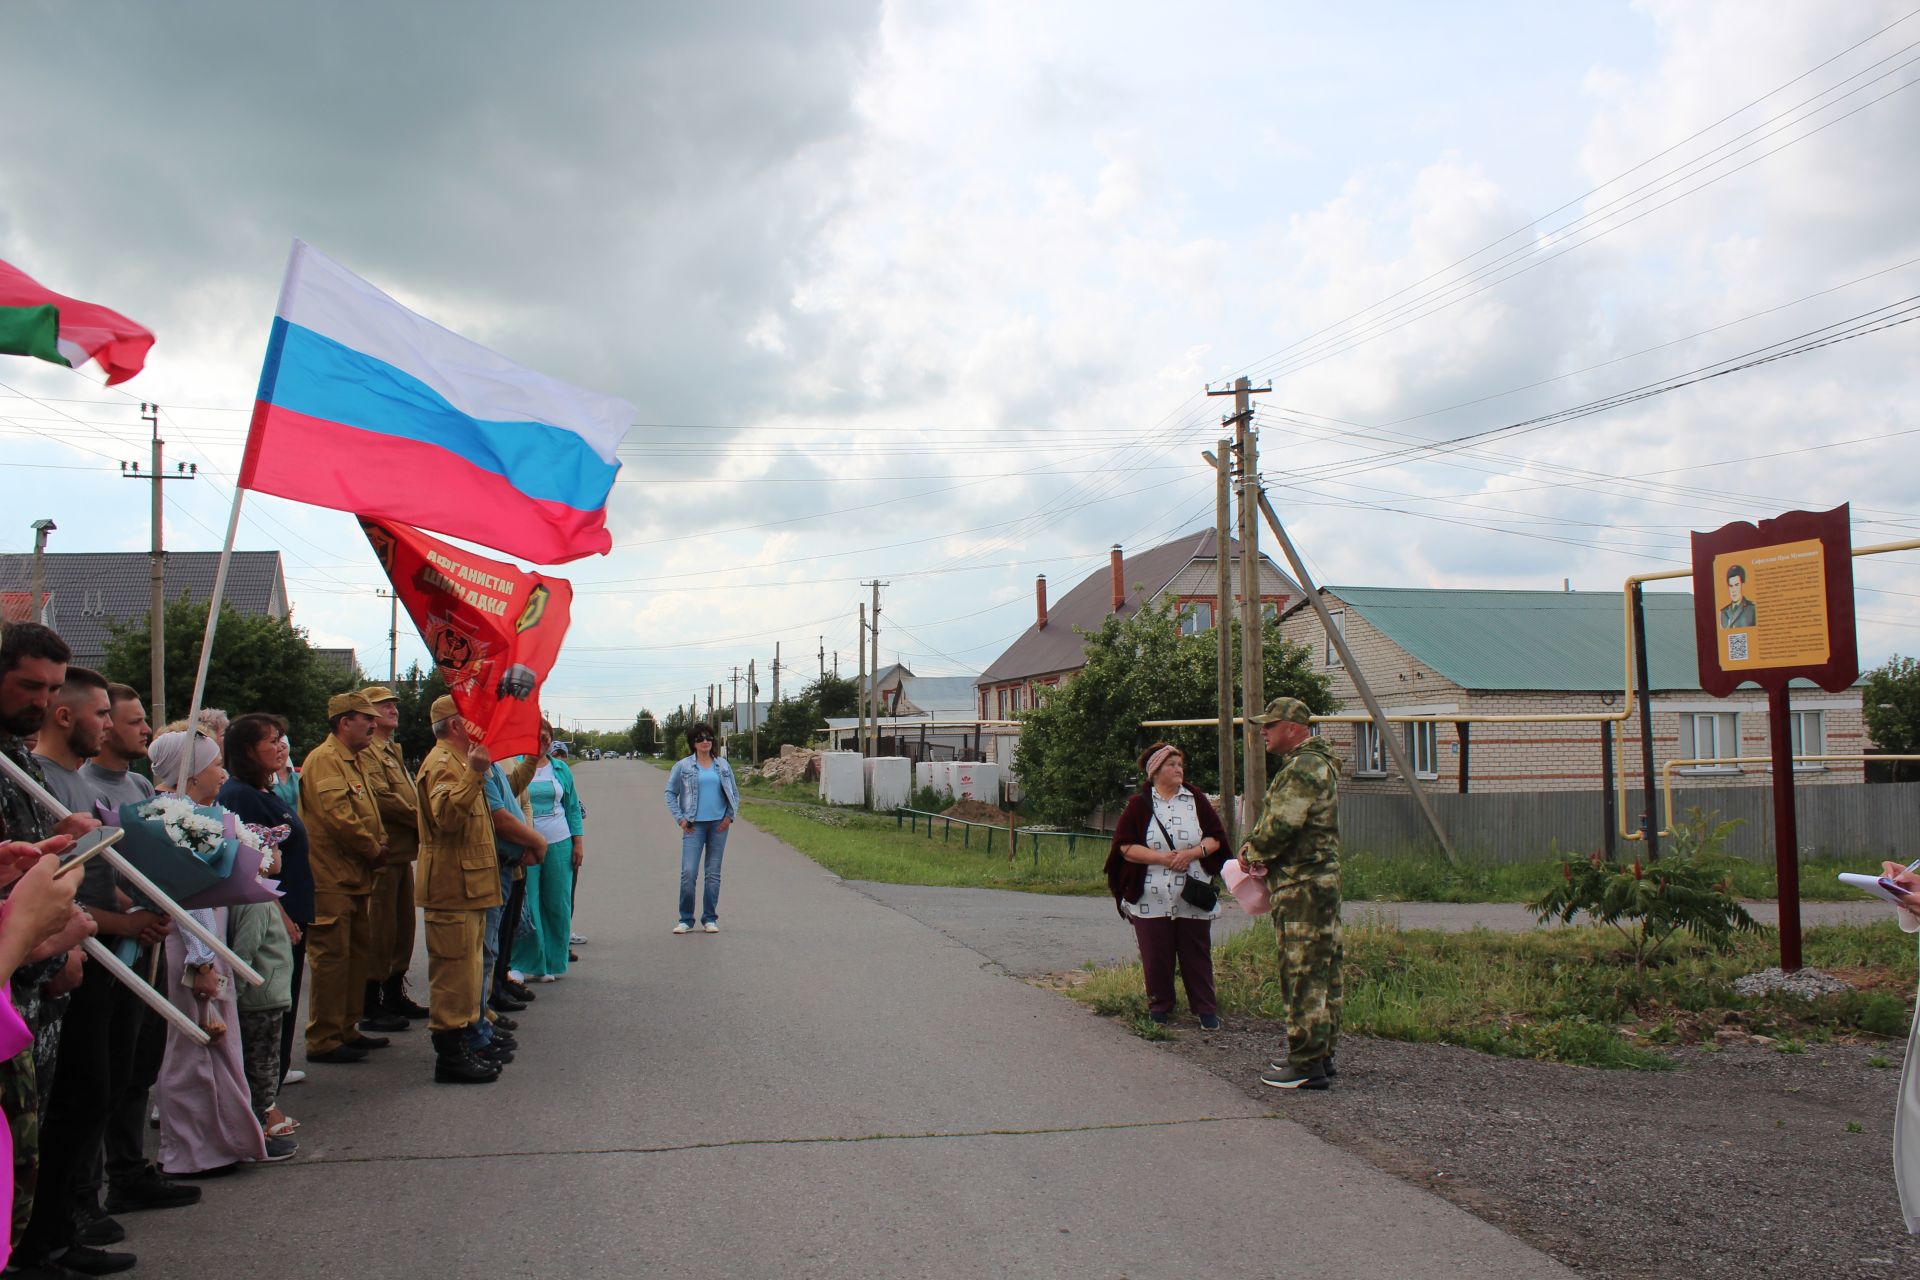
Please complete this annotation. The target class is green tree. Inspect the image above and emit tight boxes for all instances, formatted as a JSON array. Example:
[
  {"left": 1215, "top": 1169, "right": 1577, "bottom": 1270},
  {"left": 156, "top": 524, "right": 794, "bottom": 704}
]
[
  {"left": 387, "top": 662, "right": 449, "bottom": 768},
  {"left": 628, "top": 709, "right": 659, "bottom": 755},
  {"left": 1012, "top": 599, "right": 1333, "bottom": 826},
  {"left": 802, "top": 674, "right": 858, "bottom": 719},
  {"left": 104, "top": 598, "right": 366, "bottom": 755},
  {"left": 1863, "top": 654, "right": 1920, "bottom": 782},
  {"left": 763, "top": 697, "right": 827, "bottom": 751}
]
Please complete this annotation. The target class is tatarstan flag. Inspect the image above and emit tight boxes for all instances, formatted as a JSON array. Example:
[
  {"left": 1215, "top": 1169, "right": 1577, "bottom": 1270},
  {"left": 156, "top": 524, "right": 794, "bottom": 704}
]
[{"left": 0, "top": 257, "right": 154, "bottom": 385}]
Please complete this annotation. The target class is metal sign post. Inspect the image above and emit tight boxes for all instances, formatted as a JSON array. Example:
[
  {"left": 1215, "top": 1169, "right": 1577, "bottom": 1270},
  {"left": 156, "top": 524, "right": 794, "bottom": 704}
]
[{"left": 1689, "top": 503, "right": 1858, "bottom": 973}]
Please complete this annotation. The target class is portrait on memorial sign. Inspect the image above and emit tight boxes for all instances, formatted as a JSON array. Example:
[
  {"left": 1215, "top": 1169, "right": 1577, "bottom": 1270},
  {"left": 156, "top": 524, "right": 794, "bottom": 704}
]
[{"left": 1719, "top": 564, "right": 1756, "bottom": 631}]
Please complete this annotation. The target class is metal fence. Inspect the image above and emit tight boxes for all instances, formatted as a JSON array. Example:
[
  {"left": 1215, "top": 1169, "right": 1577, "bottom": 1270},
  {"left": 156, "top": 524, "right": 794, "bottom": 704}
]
[
  {"left": 895, "top": 808, "right": 1108, "bottom": 873},
  {"left": 1340, "top": 782, "right": 1920, "bottom": 863}
]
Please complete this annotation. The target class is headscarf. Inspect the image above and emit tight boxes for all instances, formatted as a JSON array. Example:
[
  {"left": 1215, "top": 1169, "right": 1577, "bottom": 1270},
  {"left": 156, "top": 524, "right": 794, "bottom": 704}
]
[{"left": 149, "top": 729, "right": 220, "bottom": 792}]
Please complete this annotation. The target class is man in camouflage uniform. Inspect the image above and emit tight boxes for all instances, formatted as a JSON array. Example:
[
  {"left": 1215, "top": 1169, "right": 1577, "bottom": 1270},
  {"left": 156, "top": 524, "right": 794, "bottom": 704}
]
[
  {"left": 1239, "top": 696, "right": 1343, "bottom": 1091},
  {"left": 0, "top": 623, "right": 99, "bottom": 1257}
]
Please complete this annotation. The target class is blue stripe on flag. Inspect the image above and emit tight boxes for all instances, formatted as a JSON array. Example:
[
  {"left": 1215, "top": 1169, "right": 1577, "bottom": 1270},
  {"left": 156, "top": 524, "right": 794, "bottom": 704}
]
[{"left": 263, "top": 319, "right": 619, "bottom": 512}]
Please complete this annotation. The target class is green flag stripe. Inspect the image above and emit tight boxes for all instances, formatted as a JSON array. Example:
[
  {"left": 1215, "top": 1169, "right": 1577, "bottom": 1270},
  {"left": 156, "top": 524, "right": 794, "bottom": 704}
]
[{"left": 0, "top": 303, "right": 72, "bottom": 368}]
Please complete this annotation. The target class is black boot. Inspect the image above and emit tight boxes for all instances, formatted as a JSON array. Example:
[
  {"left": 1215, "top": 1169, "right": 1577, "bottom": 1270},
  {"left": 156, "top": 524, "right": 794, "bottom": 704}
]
[
  {"left": 359, "top": 980, "right": 409, "bottom": 1033},
  {"left": 384, "top": 975, "right": 430, "bottom": 1020},
  {"left": 432, "top": 1030, "right": 497, "bottom": 1084}
]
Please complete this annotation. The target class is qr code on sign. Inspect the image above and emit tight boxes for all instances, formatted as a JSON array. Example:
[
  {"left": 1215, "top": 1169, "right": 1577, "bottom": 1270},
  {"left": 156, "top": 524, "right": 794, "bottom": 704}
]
[{"left": 1726, "top": 632, "right": 1749, "bottom": 662}]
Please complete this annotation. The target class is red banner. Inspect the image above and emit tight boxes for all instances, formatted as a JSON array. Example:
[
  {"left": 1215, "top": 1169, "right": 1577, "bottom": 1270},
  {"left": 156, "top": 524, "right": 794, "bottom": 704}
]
[{"left": 360, "top": 518, "right": 572, "bottom": 758}]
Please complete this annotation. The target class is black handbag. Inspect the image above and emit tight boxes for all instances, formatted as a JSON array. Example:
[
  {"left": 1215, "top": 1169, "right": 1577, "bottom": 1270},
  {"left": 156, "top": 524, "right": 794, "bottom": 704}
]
[{"left": 1155, "top": 814, "right": 1218, "bottom": 911}]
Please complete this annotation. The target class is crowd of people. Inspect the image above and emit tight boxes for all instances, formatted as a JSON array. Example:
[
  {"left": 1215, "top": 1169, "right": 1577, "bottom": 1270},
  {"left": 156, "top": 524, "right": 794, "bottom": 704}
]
[{"left": 0, "top": 621, "right": 589, "bottom": 1277}]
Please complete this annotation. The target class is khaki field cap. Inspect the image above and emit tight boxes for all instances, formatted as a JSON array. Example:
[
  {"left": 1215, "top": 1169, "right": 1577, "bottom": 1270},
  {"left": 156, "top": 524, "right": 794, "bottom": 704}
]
[
  {"left": 328, "top": 691, "right": 376, "bottom": 719},
  {"left": 429, "top": 694, "right": 460, "bottom": 724},
  {"left": 1250, "top": 696, "right": 1313, "bottom": 727},
  {"left": 360, "top": 685, "right": 399, "bottom": 705}
]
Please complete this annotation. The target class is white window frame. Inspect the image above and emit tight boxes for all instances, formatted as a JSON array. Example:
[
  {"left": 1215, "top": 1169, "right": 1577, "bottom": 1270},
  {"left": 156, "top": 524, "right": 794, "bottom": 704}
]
[
  {"left": 1356, "top": 720, "right": 1387, "bottom": 776},
  {"left": 1407, "top": 721, "right": 1439, "bottom": 779},
  {"left": 1178, "top": 600, "right": 1213, "bottom": 636},
  {"left": 1680, "top": 711, "right": 1741, "bottom": 771},
  {"left": 1326, "top": 609, "right": 1345, "bottom": 668},
  {"left": 1790, "top": 709, "right": 1826, "bottom": 771}
]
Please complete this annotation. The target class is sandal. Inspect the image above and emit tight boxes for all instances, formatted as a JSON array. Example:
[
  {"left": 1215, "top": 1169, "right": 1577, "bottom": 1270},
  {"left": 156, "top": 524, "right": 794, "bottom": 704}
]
[{"left": 264, "top": 1108, "right": 299, "bottom": 1136}]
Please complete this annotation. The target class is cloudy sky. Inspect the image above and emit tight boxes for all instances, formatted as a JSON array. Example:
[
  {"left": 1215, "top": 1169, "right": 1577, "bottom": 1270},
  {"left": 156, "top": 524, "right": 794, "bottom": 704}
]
[{"left": 4, "top": 0, "right": 1918, "bottom": 729}]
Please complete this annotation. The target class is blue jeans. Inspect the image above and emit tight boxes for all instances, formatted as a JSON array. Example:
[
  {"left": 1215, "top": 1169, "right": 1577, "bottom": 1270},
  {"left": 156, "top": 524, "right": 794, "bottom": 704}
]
[{"left": 679, "top": 821, "right": 729, "bottom": 926}]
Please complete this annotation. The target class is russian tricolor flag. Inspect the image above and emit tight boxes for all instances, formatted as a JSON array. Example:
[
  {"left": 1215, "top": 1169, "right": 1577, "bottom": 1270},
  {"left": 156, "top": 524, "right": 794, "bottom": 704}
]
[{"left": 240, "top": 241, "right": 632, "bottom": 564}]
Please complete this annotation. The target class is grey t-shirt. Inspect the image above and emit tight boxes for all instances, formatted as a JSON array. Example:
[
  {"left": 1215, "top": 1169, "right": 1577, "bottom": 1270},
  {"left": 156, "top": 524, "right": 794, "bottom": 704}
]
[{"left": 36, "top": 757, "right": 153, "bottom": 909}]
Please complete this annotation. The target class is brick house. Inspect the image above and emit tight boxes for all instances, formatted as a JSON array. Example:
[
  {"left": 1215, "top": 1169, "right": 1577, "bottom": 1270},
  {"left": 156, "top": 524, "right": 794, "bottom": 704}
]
[
  {"left": 1278, "top": 585, "right": 1867, "bottom": 795},
  {"left": 975, "top": 532, "right": 1301, "bottom": 721}
]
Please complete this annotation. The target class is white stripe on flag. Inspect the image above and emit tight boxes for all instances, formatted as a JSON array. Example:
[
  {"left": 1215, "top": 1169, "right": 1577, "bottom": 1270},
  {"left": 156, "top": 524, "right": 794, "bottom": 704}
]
[{"left": 275, "top": 240, "right": 631, "bottom": 463}]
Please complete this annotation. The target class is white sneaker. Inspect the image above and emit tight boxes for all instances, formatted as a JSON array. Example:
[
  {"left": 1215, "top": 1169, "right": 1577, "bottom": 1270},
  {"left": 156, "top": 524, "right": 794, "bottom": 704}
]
[
  {"left": 702, "top": 922, "right": 720, "bottom": 934},
  {"left": 672, "top": 923, "right": 692, "bottom": 934},
  {"left": 569, "top": 932, "right": 588, "bottom": 945},
  {"left": 536, "top": 973, "right": 558, "bottom": 983},
  {"left": 282, "top": 1069, "right": 307, "bottom": 1086}
]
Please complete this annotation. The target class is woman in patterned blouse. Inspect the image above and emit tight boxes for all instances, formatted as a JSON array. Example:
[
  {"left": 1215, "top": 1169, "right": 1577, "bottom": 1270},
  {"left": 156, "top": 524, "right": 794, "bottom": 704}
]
[{"left": 1104, "top": 743, "right": 1230, "bottom": 1028}]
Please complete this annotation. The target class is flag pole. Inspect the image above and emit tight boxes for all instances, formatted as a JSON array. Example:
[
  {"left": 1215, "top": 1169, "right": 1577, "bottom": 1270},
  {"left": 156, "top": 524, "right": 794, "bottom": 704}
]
[
  {"left": 81, "top": 938, "right": 210, "bottom": 1046},
  {"left": 0, "top": 751, "right": 265, "bottom": 985},
  {"left": 175, "top": 484, "right": 246, "bottom": 791}
]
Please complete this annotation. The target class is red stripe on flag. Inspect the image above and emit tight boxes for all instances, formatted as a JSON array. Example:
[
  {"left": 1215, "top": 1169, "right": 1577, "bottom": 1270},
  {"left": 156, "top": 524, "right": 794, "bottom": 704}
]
[{"left": 242, "top": 403, "right": 612, "bottom": 563}]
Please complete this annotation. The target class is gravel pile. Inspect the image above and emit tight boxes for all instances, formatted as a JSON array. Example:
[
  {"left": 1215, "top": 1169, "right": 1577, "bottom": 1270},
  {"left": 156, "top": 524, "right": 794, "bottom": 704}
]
[{"left": 1732, "top": 966, "right": 1855, "bottom": 1000}]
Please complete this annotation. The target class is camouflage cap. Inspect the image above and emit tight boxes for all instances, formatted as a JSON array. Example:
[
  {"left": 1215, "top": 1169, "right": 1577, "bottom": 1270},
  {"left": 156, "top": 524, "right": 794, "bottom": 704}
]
[
  {"left": 359, "top": 685, "right": 399, "bottom": 705},
  {"left": 428, "top": 694, "right": 460, "bottom": 724},
  {"left": 1249, "top": 695, "right": 1313, "bottom": 726},
  {"left": 327, "top": 691, "right": 376, "bottom": 719}
]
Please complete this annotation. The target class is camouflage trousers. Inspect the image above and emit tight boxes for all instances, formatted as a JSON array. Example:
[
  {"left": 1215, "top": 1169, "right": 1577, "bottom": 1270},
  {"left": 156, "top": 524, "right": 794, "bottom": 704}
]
[
  {"left": 237, "top": 1010, "right": 285, "bottom": 1122},
  {"left": 1269, "top": 864, "right": 1343, "bottom": 1071}
]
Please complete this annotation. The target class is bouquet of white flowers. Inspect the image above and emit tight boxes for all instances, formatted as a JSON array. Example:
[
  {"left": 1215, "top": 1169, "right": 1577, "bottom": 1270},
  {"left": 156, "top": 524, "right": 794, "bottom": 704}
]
[{"left": 93, "top": 794, "right": 284, "bottom": 910}]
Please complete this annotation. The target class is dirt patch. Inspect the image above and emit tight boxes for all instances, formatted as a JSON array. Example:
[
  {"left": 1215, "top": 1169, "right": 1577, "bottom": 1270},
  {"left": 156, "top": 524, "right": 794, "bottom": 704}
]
[
  {"left": 940, "top": 798, "right": 1026, "bottom": 827},
  {"left": 1114, "top": 1011, "right": 1917, "bottom": 1278}
]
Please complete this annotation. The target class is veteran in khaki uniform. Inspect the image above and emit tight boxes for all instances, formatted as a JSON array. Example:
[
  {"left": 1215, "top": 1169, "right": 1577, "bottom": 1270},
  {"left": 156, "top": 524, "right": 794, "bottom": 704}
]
[
  {"left": 358, "top": 685, "right": 426, "bottom": 1029},
  {"left": 415, "top": 696, "right": 536, "bottom": 1084},
  {"left": 1238, "top": 696, "right": 1343, "bottom": 1092},
  {"left": 298, "top": 691, "right": 390, "bottom": 1063}
]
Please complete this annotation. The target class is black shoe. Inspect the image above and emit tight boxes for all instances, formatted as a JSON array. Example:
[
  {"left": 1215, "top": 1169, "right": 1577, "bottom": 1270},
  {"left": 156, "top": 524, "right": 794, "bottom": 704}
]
[
  {"left": 72, "top": 1207, "right": 124, "bottom": 1247},
  {"left": 488, "top": 1029, "right": 518, "bottom": 1048},
  {"left": 489, "top": 994, "right": 526, "bottom": 1013},
  {"left": 362, "top": 979, "right": 385, "bottom": 1022},
  {"left": 384, "top": 977, "right": 430, "bottom": 1020},
  {"left": 103, "top": 1170, "right": 201, "bottom": 1214},
  {"left": 167, "top": 1163, "right": 239, "bottom": 1180},
  {"left": 1259, "top": 1064, "right": 1331, "bottom": 1091},
  {"left": 5, "top": 1257, "right": 84, "bottom": 1279},
  {"left": 431, "top": 1031, "right": 497, "bottom": 1084},
  {"left": 54, "top": 1247, "right": 136, "bottom": 1278},
  {"left": 568, "top": 951, "right": 580, "bottom": 963},
  {"left": 475, "top": 1042, "right": 514, "bottom": 1066},
  {"left": 1267, "top": 1055, "right": 1337, "bottom": 1078},
  {"left": 358, "top": 1013, "right": 410, "bottom": 1033},
  {"left": 503, "top": 979, "right": 536, "bottom": 1002},
  {"left": 490, "top": 1013, "right": 518, "bottom": 1032},
  {"left": 1147, "top": 1010, "right": 1170, "bottom": 1025},
  {"left": 307, "top": 1044, "right": 369, "bottom": 1064},
  {"left": 345, "top": 1035, "right": 391, "bottom": 1051}
]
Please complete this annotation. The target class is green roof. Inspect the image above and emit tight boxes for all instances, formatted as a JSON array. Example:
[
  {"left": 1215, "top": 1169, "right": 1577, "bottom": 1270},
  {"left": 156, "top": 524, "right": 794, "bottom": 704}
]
[{"left": 1324, "top": 586, "right": 1704, "bottom": 692}]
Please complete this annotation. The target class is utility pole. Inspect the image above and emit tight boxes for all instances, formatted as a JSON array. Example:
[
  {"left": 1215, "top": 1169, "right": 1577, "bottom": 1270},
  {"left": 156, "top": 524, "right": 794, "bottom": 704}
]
[
  {"left": 375, "top": 589, "right": 399, "bottom": 682},
  {"left": 856, "top": 603, "right": 867, "bottom": 757},
  {"left": 729, "top": 665, "right": 741, "bottom": 733},
  {"left": 1203, "top": 443, "right": 1237, "bottom": 846},
  {"left": 121, "top": 402, "right": 194, "bottom": 726},
  {"left": 748, "top": 657, "right": 759, "bottom": 766},
  {"left": 864, "top": 579, "right": 887, "bottom": 756},
  {"left": 818, "top": 636, "right": 826, "bottom": 680},
  {"left": 1209, "top": 377, "right": 1270, "bottom": 823},
  {"left": 771, "top": 642, "right": 781, "bottom": 706}
]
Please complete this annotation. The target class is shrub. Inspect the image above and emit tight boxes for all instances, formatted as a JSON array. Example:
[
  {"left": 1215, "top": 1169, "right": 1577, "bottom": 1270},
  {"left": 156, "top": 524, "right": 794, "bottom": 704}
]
[{"left": 1530, "top": 839, "right": 1762, "bottom": 974}]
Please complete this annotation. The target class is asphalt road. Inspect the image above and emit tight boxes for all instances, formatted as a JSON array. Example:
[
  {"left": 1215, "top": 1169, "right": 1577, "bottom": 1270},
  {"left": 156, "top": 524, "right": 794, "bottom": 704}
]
[{"left": 128, "top": 759, "right": 1569, "bottom": 1278}]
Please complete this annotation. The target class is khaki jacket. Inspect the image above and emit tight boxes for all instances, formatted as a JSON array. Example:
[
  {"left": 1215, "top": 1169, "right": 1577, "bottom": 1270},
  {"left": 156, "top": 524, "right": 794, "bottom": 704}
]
[
  {"left": 298, "top": 736, "right": 387, "bottom": 895},
  {"left": 363, "top": 736, "right": 421, "bottom": 862},
  {"left": 415, "top": 744, "right": 536, "bottom": 911}
]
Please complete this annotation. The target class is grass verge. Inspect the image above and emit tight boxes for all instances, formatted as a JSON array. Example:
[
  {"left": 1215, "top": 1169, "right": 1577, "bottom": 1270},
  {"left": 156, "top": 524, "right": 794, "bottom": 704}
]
[
  {"left": 1067, "top": 918, "right": 1918, "bottom": 1070},
  {"left": 740, "top": 797, "right": 1107, "bottom": 894},
  {"left": 1343, "top": 850, "right": 1891, "bottom": 903}
]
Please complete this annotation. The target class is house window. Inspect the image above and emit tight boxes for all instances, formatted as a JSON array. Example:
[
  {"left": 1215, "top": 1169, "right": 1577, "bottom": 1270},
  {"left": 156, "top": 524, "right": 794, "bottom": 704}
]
[
  {"left": 1681, "top": 712, "right": 1740, "bottom": 768},
  {"left": 1790, "top": 709, "right": 1825, "bottom": 769},
  {"left": 1356, "top": 721, "right": 1387, "bottom": 776},
  {"left": 1407, "top": 722, "right": 1438, "bottom": 779},
  {"left": 1261, "top": 599, "right": 1280, "bottom": 623},
  {"left": 1325, "top": 610, "right": 1345, "bottom": 667},
  {"left": 1178, "top": 601, "right": 1214, "bottom": 636}
]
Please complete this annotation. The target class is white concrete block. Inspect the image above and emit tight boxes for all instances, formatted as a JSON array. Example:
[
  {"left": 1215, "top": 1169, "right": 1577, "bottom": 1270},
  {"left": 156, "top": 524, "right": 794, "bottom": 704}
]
[
  {"left": 818, "top": 752, "right": 866, "bottom": 806},
  {"left": 868, "top": 758, "right": 911, "bottom": 811}
]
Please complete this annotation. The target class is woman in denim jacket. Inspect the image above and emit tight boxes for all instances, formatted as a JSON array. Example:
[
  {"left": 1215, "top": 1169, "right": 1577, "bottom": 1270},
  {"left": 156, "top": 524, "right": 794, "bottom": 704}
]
[{"left": 663, "top": 724, "right": 739, "bottom": 933}]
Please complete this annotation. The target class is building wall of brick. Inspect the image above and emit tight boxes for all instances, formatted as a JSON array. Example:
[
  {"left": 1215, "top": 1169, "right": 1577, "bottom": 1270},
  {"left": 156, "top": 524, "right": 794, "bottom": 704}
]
[{"left": 1279, "top": 592, "right": 1867, "bottom": 794}]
